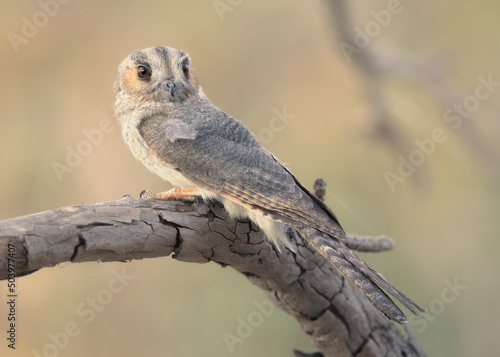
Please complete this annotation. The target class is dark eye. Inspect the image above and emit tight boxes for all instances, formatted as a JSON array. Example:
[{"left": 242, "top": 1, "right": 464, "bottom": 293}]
[
  {"left": 182, "top": 62, "right": 189, "bottom": 77},
  {"left": 137, "top": 65, "right": 151, "bottom": 79}
]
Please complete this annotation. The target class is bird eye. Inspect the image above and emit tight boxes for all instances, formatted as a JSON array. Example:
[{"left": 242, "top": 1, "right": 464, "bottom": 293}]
[
  {"left": 182, "top": 62, "right": 189, "bottom": 77},
  {"left": 137, "top": 65, "right": 151, "bottom": 79}
]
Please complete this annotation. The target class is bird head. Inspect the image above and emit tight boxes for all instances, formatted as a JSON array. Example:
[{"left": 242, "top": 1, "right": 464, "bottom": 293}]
[{"left": 115, "top": 46, "right": 201, "bottom": 103}]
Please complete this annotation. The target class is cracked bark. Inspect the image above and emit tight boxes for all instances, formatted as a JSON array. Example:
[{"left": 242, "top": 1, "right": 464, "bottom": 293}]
[{"left": 0, "top": 195, "right": 426, "bottom": 357}]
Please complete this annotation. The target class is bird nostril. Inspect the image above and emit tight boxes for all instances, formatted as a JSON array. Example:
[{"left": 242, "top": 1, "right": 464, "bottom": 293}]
[{"left": 165, "top": 81, "right": 177, "bottom": 97}]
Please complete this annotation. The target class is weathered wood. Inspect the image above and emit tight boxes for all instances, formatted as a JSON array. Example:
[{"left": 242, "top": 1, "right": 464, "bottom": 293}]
[{"left": 0, "top": 195, "right": 426, "bottom": 357}]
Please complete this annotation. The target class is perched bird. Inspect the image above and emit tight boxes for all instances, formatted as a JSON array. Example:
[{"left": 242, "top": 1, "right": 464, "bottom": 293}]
[{"left": 114, "top": 46, "right": 423, "bottom": 323}]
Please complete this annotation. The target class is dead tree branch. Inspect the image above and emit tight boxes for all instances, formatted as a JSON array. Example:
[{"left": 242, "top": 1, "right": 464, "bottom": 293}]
[{"left": 0, "top": 192, "right": 426, "bottom": 357}]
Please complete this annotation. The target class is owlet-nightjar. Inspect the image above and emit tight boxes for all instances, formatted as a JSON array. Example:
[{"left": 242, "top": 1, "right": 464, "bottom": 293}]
[{"left": 114, "top": 46, "right": 423, "bottom": 323}]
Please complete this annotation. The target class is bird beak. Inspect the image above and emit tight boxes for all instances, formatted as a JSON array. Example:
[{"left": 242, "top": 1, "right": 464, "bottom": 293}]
[{"left": 165, "top": 80, "right": 177, "bottom": 97}]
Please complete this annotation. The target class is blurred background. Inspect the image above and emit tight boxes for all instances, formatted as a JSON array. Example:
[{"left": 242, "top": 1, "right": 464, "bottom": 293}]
[{"left": 1, "top": 1, "right": 499, "bottom": 356}]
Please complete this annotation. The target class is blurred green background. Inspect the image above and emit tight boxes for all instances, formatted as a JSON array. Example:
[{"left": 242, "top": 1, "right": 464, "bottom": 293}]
[{"left": 1, "top": 1, "right": 499, "bottom": 356}]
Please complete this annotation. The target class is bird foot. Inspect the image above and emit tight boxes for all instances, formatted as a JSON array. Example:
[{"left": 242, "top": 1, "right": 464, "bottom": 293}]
[{"left": 140, "top": 188, "right": 202, "bottom": 202}]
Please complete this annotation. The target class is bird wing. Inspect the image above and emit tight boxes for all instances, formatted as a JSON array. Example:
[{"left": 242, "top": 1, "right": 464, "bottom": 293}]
[
  {"left": 138, "top": 111, "right": 345, "bottom": 240},
  {"left": 138, "top": 109, "right": 424, "bottom": 323}
]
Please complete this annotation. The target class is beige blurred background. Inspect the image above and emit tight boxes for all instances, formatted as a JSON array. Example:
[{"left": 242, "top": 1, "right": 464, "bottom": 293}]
[{"left": 1, "top": 1, "right": 499, "bottom": 356}]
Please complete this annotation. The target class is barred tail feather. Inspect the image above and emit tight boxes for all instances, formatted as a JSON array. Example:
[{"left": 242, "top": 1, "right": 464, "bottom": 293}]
[{"left": 298, "top": 226, "right": 424, "bottom": 324}]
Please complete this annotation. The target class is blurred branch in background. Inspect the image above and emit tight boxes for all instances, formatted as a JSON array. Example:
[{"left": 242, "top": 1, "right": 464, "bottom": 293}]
[
  {"left": 382, "top": 52, "right": 500, "bottom": 181},
  {"left": 325, "top": 0, "right": 500, "bottom": 185}
]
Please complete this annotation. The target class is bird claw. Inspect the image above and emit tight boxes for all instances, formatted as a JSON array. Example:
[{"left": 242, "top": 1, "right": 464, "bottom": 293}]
[
  {"left": 139, "top": 188, "right": 201, "bottom": 202},
  {"left": 139, "top": 189, "right": 154, "bottom": 199}
]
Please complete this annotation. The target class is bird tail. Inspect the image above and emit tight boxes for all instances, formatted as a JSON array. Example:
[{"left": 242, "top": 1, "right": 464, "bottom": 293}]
[{"left": 297, "top": 226, "right": 424, "bottom": 324}]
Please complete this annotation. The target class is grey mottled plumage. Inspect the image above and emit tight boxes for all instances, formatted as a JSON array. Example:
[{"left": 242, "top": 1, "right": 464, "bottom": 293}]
[{"left": 114, "top": 46, "right": 423, "bottom": 323}]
